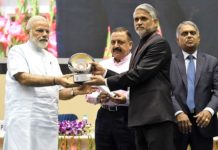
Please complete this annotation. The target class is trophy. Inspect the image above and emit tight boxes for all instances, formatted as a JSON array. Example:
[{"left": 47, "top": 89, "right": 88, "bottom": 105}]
[{"left": 68, "top": 53, "right": 94, "bottom": 83}]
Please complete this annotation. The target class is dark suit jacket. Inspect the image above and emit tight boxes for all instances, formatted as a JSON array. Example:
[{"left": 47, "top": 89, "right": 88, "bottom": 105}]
[
  {"left": 106, "top": 32, "right": 174, "bottom": 127},
  {"left": 170, "top": 51, "right": 218, "bottom": 138}
]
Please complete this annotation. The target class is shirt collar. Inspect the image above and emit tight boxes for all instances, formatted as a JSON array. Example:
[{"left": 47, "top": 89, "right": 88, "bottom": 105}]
[
  {"left": 113, "top": 53, "right": 132, "bottom": 65},
  {"left": 182, "top": 50, "right": 197, "bottom": 60}
]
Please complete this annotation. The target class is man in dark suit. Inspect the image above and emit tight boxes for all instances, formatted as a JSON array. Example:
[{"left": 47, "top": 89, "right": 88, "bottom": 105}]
[
  {"left": 170, "top": 21, "right": 218, "bottom": 150},
  {"left": 85, "top": 3, "right": 175, "bottom": 150}
]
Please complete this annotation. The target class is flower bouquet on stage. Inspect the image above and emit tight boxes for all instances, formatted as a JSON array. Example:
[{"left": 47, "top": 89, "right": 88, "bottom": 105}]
[{"left": 58, "top": 118, "right": 95, "bottom": 150}]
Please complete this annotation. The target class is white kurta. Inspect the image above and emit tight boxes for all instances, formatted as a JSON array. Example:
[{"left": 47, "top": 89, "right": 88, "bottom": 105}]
[{"left": 3, "top": 41, "right": 62, "bottom": 150}]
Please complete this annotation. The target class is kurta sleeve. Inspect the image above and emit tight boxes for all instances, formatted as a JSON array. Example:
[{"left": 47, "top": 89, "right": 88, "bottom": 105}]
[{"left": 7, "top": 45, "right": 30, "bottom": 78}]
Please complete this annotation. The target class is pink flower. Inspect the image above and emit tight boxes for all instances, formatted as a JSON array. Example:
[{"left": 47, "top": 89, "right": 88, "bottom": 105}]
[
  {"left": 20, "top": 0, "right": 25, "bottom": 5},
  {"left": 15, "top": 8, "right": 20, "bottom": 14},
  {"left": 53, "top": 7, "right": 57, "bottom": 14},
  {"left": 47, "top": 31, "right": 57, "bottom": 57},
  {"left": 17, "top": 14, "right": 25, "bottom": 24},
  {"left": 0, "top": 33, "right": 9, "bottom": 51},
  {"left": 8, "top": 21, "right": 22, "bottom": 36},
  {"left": 0, "top": 16, "right": 6, "bottom": 28},
  {"left": 0, "top": 33, "right": 7, "bottom": 42}
]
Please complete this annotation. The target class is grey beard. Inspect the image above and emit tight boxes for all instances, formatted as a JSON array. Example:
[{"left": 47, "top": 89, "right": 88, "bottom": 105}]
[
  {"left": 136, "top": 30, "right": 147, "bottom": 39},
  {"left": 136, "top": 28, "right": 157, "bottom": 39}
]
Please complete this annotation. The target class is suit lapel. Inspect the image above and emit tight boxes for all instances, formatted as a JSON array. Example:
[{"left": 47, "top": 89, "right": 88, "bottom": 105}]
[
  {"left": 129, "top": 45, "right": 140, "bottom": 68},
  {"left": 195, "top": 52, "right": 204, "bottom": 87},
  {"left": 130, "top": 33, "right": 160, "bottom": 69},
  {"left": 175, "top": 52, "right": 187, "bottom": 89}
]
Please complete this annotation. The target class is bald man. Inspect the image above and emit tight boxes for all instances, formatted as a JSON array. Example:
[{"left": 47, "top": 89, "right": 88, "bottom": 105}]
[{"left": 3, "top": 16, "right": 94, "bottom": 150}]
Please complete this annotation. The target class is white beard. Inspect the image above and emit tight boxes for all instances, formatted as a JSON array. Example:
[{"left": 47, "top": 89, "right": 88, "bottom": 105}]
[
  {"left": 30, "top": 32, "right": 48, "bottom": 49},
  {"left": 36, "top": 41, "right": 48, "bottom": 49}
]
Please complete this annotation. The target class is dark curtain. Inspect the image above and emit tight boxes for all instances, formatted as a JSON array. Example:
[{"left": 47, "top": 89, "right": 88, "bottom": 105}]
[{"left": 56, "top": 0, "right": 218, "bottom": 58}]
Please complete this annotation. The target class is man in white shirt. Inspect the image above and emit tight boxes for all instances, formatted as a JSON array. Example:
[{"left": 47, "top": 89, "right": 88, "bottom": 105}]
[
  {"left": 3, "top": 15, "right": 93, "bottom": 150},
  {"left": 86, "top": 27, "right": 136, "bottom": 150}
]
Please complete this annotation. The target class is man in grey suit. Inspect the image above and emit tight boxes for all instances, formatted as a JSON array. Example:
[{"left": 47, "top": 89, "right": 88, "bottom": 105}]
[
  {"left": 85, "top": 3, "right": 175, "bottom": 150},
  {"left": 170, "top": 21, "right": 218, "bottom": 150}
]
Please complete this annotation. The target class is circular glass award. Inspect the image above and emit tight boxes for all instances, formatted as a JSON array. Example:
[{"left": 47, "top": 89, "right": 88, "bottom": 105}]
[{"left": 68, "top": 53, "right": 94, "bottom": 83}]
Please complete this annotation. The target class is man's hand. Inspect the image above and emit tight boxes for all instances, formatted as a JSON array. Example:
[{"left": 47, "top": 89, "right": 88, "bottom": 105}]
[
  {"left": 97, "top": 92, "right": 111, "bottom": 103},
  {"left": 73, "top": 85, "right": 97, "bottom": 95},
  {"left": 56, "top": 74, "right": 79, "bottom": 87},
  {"left": 84, "top": 75, "right": 106, "bottom": 86},
  {"left": 91, "top": 62, "right": 106, "bottom": 75},
  {"left": 194, "top": 110, "right": 212, "bottom": 128},
  {"left": 97, "top": 92, "right": 127, "bottom": 104},
  {"left": 111, "top": 93, "right": 127, "bottom": 104},
  {"left": 59, "top": 85, "right": 96, "bottom": 100},
  {"left": 176, "top": 112, "right": 192, "bottom": 134}
]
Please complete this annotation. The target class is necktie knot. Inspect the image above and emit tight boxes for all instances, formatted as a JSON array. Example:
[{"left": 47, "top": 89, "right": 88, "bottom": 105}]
[{"left": 187, "top": 55, "right": 194, "bottom": 60}]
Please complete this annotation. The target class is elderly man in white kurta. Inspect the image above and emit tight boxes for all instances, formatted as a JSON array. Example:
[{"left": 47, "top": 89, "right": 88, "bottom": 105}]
[{"left": 3, "top": 16, "right": 93, "bottom": 150}]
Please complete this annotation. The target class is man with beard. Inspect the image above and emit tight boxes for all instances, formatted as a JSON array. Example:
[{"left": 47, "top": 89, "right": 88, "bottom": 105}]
[
  {"left": 3, "top": 16, "right": 94, "bottom": 150},
  {"left": 86, "top": 27, "right": 136, "bottom": 150},
  {"left": 170, "top": 21, "right": 218, "bottom": 150},
  {"left": 85, "top": 3, "right": 175, "bottom": 150}
]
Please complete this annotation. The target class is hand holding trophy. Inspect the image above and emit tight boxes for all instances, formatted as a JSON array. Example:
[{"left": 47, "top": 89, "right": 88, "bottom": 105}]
[{"left": 68, "top": 53, "right": 94, "bottom": 84}]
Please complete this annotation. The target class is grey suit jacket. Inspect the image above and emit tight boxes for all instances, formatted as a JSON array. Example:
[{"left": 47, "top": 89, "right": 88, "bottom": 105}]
[
  {"left": 106, "top": 32, "right": 174, "bottom": 127},
  {"left": 170, "top": 51, "right": 218, "bottom": 137}
]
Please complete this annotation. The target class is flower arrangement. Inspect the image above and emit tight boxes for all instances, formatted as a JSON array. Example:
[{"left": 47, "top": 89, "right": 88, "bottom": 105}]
[
  {"left": 59, "top": 120, "right": 92, "bottom": 136},
  {"left": 58, "top": 120, "right": 95, "bottom": 150},
  {"left": 0, "top": 0, "right": 57, "bottom": 58}
]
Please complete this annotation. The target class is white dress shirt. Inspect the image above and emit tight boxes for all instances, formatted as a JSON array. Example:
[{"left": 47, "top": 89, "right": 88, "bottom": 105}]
[
  {"left": 175, "top": 50, "right": 214, "bottom": 116},
  {"left": 86, "top": 53, "right": 131, "bottom": 106}
]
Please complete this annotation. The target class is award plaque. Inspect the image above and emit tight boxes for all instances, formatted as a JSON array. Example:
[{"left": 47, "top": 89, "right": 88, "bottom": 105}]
[{"left": 68, "top": 53, "right": 94, "bottom": 83}]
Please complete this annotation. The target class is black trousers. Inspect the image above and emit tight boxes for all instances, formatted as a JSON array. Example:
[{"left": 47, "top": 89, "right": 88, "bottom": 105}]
[
  {"left": 95, "top": 107, "right": 136, "bottom": 150},
  {"left": 134, "top": 121, "right": 174, "bottom": 150},
  {"left": 174, "top": 114, "right": 213, "bottom": 150}
]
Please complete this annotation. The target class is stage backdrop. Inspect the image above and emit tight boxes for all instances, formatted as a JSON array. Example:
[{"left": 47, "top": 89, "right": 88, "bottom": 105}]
[{"left": 56, "top": 0, "right": 218, "bottom": 58}]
